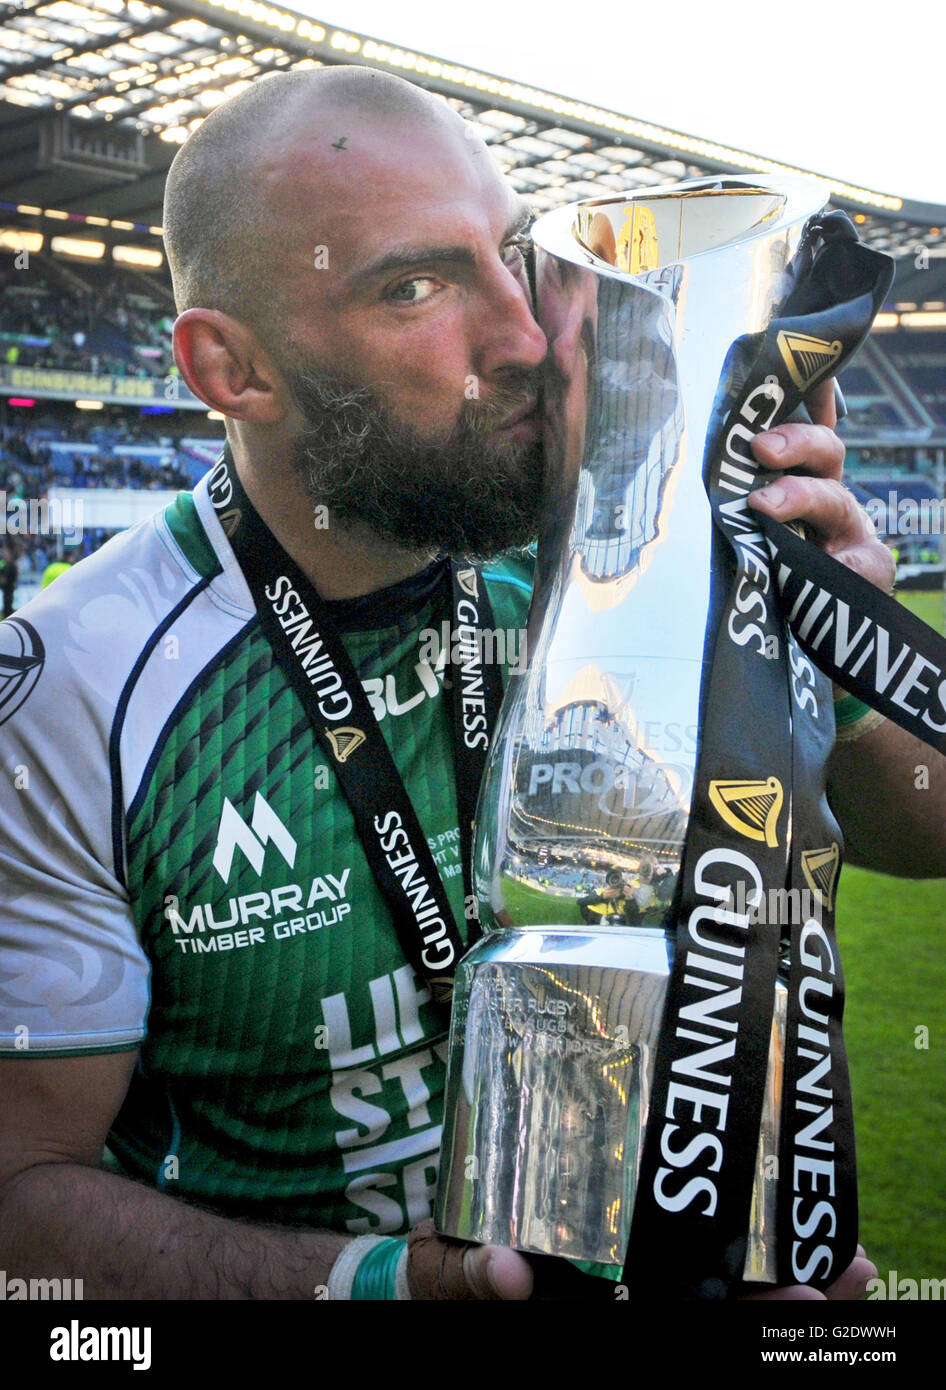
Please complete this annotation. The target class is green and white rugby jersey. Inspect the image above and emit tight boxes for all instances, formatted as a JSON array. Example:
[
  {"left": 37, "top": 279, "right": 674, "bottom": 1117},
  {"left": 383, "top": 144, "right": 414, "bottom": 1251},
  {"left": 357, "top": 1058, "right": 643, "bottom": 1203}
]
[{"left": 0, "top": 471, "right": 533, "bottom": 1235}]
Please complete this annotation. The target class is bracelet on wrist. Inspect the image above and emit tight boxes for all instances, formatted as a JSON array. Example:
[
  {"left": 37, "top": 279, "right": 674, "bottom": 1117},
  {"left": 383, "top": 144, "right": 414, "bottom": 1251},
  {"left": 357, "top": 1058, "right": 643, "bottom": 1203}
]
[
  {"left": 832, "top": 686, "right": 885, "bottom": 741},
  {"left": 328, "top": 1234, "right": 409, "bottom": 1300}
]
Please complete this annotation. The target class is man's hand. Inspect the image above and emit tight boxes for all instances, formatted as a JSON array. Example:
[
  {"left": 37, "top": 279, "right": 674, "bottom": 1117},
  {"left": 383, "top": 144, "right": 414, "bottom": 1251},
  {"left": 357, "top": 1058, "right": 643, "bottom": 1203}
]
[
  {"left": 407, "top": 1221, "right": 534, "bottom": 1299},
  {"left": 746, "top": 377, "right": 894, "bottom": 594},
  {"left": 746, "top": 378, "right": 946, "bottom": 873},
  {"left": 406, "top": 1222, "right": 876, "bottom": 1300},
  {"left": 407, "top": 1222, "right": 608, "bottom": 1299}
]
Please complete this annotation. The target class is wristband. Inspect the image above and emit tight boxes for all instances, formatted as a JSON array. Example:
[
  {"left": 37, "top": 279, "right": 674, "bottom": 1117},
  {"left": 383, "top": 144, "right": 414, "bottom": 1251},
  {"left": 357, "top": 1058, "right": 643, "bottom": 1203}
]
[
  {"left": 834, "top": 707, "right": 886, "bottom": 742},
  {"left": 834, "top": 690, "right": 872, "bottom": 726},
  {"left": 393, "top": 1243, "right": 411, "bottom": 1299},
  {"left": 351, "top": 1236, "right": 407, "bottom": 1301},
  {"left": 832, "top": 686, "right": 886, "bottom": 741},
  {"left": 328, "top": 1234, "right": 409, "bottom": 1300}
]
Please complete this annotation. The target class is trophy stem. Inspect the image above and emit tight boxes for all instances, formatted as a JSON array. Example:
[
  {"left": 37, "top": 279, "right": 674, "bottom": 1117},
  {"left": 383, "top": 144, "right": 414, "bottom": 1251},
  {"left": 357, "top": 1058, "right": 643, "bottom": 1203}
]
[{"left": 437, "top": 922, "right": 785, "bottom": 1280}]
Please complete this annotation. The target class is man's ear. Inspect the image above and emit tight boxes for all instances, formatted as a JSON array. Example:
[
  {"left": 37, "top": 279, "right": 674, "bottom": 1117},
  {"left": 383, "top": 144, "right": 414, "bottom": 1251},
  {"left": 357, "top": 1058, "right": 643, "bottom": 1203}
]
[{"left": 172, "top": 309, "right": 288, "bottom": 423}]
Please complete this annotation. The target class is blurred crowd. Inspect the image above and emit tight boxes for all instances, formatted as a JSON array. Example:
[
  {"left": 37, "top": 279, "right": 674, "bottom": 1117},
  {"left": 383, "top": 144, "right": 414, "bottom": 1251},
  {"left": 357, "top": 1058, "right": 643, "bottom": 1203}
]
[
  {"left": 1, "top": 423, "right": 191, "bottom": 493},
  {"left": 0, "top": 254, "right": 174, "bottom": 379},
  {"left": 0, "top": 410, "right": 223, "bottom": 613}
]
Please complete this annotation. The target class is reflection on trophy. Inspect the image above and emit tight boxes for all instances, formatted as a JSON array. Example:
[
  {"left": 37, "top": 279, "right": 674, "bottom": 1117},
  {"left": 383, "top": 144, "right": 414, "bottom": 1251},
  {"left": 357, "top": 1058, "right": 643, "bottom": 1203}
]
[{"left": 436, "top": 176, "right": 832, "bottom": 1279}]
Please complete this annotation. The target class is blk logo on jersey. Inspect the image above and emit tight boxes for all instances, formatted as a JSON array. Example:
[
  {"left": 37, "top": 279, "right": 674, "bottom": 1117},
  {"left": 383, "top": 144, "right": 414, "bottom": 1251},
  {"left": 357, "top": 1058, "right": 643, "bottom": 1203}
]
[
  {"left": 213, "top": 791, "right": 296, "bottom": 882},
  {"left": 0, "top": 618, "right": 45, "bottom": 727}
]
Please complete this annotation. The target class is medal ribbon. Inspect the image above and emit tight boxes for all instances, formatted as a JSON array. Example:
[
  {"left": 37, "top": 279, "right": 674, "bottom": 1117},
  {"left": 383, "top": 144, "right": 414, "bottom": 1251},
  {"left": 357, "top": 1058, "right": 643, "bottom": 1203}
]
[{"left": 208, "top": 447, "right": 504, "bottom": 1003}]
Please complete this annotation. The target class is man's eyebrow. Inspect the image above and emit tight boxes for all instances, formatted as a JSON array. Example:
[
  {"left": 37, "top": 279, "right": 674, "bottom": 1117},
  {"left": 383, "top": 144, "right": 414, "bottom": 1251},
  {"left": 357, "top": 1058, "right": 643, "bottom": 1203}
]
[{"left": 349, "top": 205, "right": 534, "bottom": 286}]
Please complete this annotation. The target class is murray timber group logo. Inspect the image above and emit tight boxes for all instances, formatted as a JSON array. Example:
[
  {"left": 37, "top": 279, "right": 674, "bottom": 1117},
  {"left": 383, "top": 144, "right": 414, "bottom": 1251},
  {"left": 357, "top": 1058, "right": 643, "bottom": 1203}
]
[
  {"left": 0, "top": 618, "right": 45, "bottom": 727},
  {"left": 212, "top": 791, "right": 296, "bottom": 883}
]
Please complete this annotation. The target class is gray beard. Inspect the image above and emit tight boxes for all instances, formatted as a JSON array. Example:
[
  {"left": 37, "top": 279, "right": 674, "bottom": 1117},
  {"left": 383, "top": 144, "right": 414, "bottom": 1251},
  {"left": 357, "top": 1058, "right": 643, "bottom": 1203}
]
[{"left": 285, "top": 363, "right": 545, "bottom": 560}]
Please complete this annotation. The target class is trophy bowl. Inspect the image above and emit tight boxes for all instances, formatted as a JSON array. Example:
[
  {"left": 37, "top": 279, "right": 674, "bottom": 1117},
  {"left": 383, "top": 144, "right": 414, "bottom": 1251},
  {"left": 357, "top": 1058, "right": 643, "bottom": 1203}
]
[{"left": 435, "top": 176, "right": 835, "bottom": 1284}]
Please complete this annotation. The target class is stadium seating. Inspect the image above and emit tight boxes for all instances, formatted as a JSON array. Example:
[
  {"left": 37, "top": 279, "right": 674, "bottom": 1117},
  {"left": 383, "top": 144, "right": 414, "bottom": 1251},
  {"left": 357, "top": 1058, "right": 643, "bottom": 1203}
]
[
  {"left": 883, "top": 332, "right": 946, "bottom": 426},
  {"left": 1, "top": 416, "right": 220, "bottom": 491},
  {"left": 0, "top": 251, "right": 174, "bottom": 379},
  {"left": 0, "top": 412, "right": 224, "bottom": 607},
  {"left": 839, "top": 332, "right": 946, "bottom": 434}
]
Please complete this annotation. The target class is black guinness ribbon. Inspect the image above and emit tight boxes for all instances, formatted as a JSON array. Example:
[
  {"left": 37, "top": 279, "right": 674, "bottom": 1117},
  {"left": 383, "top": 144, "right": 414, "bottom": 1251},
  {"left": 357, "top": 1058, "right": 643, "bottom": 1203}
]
[
  {"left": 765, "top": 519, "right": 946, "bottom": 753},
  {"left": 207, "top": 447, "right": 503, "bottom": 1003},
  {"left": 447, "top": 562, "right": 506, "bottom": 932},
  {"left": 762, "top": 499, "right": 946, "bottom": 1290},
  {"left": 625, "top": 212, "right": 904, "bottom": 1297}
]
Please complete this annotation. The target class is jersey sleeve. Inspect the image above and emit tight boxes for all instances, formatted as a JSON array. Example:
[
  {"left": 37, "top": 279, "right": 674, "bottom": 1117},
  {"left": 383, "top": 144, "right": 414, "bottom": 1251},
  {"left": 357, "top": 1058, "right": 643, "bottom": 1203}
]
[{"left": 0, "top": 602, "right": 149, "bottom": 1058}]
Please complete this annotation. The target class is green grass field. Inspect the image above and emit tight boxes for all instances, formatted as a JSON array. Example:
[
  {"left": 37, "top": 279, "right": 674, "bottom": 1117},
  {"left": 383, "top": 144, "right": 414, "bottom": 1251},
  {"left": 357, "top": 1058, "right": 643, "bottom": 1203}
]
[
  {"left": 898, "top": 588, "right": 945, "bottom": 634},
  {"left": 504, "top": 587, "right": 946, "bottom": 1282}
]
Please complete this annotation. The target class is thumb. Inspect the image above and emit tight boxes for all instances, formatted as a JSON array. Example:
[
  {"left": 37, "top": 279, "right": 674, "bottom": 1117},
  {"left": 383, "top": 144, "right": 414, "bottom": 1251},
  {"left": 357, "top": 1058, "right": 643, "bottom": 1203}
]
[
  {"left": 406, "top": 1220, "right": 534, "bottom": 1300},
  {"left": 462, "top": 1243, "right": 534, "bottom": 1301}
]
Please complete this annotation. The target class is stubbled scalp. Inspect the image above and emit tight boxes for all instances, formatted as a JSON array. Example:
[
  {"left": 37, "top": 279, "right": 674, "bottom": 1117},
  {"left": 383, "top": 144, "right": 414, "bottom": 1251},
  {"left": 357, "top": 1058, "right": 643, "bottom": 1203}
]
[{"left": 162, "top": 66, "right": 458, "bottom": 342}]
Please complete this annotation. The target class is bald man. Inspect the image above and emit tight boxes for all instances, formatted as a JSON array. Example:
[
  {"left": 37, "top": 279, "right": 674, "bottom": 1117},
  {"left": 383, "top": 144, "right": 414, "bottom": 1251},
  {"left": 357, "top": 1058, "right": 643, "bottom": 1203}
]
[{"left": 0, "top": 67, "right": 925, "bottom": 1303}]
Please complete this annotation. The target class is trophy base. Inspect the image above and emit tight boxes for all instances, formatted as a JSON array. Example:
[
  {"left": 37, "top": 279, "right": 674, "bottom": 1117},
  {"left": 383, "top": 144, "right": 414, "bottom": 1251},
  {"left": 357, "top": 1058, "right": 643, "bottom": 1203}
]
[{"left": 436, "top": 927, "right": 783, "bottom": 1282}]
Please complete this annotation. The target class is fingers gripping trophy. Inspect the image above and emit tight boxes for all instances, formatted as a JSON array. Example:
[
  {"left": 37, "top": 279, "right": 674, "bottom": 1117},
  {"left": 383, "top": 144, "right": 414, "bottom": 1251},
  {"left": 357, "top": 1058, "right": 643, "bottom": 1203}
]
[{"left": 435, "top": 176, "right": 894, "bottom": 1298}]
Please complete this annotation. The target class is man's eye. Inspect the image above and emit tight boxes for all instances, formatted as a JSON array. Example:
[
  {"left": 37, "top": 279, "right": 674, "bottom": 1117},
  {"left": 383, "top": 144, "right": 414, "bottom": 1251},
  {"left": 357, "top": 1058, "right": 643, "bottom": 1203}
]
[
  {"left": 387, "top": 277, "right": 440, "bottom": 304},
  {"left": 502, "top": 236, "right": 529, "bottom": 269}
]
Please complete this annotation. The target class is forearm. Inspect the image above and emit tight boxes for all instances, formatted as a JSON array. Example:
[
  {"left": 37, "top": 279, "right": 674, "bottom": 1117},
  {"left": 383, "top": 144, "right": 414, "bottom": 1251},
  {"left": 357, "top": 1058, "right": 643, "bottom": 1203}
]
[
  {"left": 828, "top": 718, "right": 946, "bottom": 877},
  {"left": 0, "top": 1160, "right": 349, "bottom": 1300}
]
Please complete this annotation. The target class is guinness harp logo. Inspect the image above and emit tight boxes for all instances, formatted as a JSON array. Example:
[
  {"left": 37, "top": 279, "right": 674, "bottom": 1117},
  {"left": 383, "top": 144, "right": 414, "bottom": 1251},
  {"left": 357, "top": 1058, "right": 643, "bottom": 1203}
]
[
  {"left": 218, "top": 508, "right": 242, "bottom": 538},
  {"left": 801, "top": 843, "right": 841, "bottom": 911},
  {"left": 325, "top": 726, "right": 366, "bottom": 764},
  {"left": 456, "top": 567, "right": 479, "bottom": 600},
  {"left": 776, "top": 331, "right": 843, "bottom": 390},
  {"left": 709, "top": 776, "right": 784, "bottom": 849},
  {"left": 429, "top": 976, "right": 454, "bottom": 1005}
]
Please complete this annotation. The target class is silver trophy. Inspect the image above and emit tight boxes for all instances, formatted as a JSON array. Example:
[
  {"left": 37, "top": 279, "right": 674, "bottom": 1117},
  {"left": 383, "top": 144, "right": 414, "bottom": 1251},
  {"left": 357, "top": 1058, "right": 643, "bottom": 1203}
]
[{"left": 436, "top": 176, "right": 832, "bottom": 1281}]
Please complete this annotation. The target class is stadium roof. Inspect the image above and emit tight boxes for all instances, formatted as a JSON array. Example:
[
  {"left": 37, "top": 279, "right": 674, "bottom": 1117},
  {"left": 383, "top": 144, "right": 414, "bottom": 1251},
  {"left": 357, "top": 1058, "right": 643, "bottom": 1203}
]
[{"left": 1, "top": 0, "right": 945, "bottom": 307}]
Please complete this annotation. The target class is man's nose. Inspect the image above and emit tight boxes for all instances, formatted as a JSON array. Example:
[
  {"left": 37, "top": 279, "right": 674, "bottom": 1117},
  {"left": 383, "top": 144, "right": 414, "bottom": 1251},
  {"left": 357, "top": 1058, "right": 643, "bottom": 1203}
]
[{"left": 475, "top": 265, "right": 548, "bottom": 378}]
